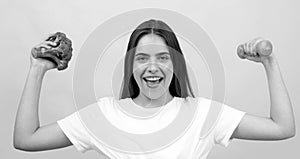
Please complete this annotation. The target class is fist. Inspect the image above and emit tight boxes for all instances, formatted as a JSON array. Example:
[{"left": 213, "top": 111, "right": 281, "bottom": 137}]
[
  {"left": 30, "top": 41, "right": 58, "bottom": 71},
  {"left": 31, "top": 32, "right": 73, "bottom": 71},
  {"left": 237, "top": 38, "right": 273, "bottom": 63}
]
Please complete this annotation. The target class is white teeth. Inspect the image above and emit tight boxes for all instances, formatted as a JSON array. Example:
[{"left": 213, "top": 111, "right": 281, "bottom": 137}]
[{"left": 144, "top": 77, "right": 161, "bottom": 81}]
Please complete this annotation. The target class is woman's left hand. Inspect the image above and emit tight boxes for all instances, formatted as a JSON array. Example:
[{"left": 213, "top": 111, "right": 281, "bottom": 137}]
[{"left": 238, "top": 37, "right": 273, "bottom": 63}]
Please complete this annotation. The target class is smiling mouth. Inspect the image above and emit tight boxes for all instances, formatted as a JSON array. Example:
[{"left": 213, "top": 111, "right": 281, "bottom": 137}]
[{"left": 142, "top": 76, "right": 164, "bottom": 88}]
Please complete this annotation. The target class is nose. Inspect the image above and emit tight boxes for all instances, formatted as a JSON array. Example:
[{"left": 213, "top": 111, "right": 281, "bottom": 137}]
[{"left": 146, "top": 62, "right": 159, "bottom": 74}]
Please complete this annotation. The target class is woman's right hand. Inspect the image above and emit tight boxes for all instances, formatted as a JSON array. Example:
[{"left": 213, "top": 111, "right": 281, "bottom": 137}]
[{"left": 30, "top": 41, "right": 58, "bottom": 71}]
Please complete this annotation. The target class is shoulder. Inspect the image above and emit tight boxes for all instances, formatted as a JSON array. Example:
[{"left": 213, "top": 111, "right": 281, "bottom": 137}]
[
  {"left": 73, "top": 96, "right": 117, "bottom": 116},
  {"left": 97, "top": 96, "right": 115, "bottom": 103},
  {"left": 97, "top": 96, "right": 127, "bottom": 104},
  {"left": 180, "top": 96, "right": 223, "bottom": 110},
  {"left": 190, "top": 97, "right": 245, "bottom": 121},
  {"left": 182, "top": 96, "right": 245, "bottom": 118}
]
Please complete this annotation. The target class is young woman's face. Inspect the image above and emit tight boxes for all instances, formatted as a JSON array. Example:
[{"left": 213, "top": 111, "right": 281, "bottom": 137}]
[{"left": 133, "top": 34, "right": 173, "bottom": 99}]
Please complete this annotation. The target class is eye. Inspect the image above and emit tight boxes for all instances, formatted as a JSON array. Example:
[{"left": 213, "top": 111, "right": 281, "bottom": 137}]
[
  {"left": 136, "top": 56, "right": 147, "bottom": 62},
  {"left": 158, "top": 55, "right": 170, "bottom": 61}
]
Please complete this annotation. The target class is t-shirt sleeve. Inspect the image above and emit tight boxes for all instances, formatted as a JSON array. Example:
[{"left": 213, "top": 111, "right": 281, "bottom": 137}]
[
  {"left": 57, "top": 111, "right": 94, "bottom": 153},
  {"left": 214, "top": 104, "right": 245, "bottom": 147}
]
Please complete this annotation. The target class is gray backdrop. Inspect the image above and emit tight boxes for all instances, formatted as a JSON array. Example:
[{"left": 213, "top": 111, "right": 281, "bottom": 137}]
[{"left": 1, "top": 0, "right": 299, "bottom": 158}]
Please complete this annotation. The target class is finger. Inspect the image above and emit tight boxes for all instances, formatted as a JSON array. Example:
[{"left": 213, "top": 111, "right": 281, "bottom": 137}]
[
  {"left": 36, "top": 40, "right": 57, "bottom": 49},
  {"left": 245, "top": 43, "right": 249, "bottom": 54},
  {"left": 237, "top": 45, "right": 246, "bottom": 59},
  {"left": 248, "top": 39, "right": 256, "bottom": 55},
  {"left": 44, "top": 41, "right": 57, "bottom": 47},
  {"left": 243, "top": 43, "right": 249, "bottom": 55},
  {"left": 246, "top": 54, "right": 261, "bottom": 62},
  {"left": 248, "top": 39, "right": 258, "bottom": 56},
  {"left": 35, "top": 43, "right": 52, "bottom": 50},
  {"left": 245, "top": 55, "right": 255, "bottom": 61}
]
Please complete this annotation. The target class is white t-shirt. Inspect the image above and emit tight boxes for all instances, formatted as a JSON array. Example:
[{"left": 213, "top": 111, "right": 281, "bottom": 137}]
[{"left": 57, "top": 96, "right": 245, "bottom": 159}]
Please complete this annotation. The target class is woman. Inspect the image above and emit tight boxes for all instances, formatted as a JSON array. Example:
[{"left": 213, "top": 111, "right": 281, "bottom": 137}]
[{"left": 13, "top": 19, "right": 295, "bottom": 158}]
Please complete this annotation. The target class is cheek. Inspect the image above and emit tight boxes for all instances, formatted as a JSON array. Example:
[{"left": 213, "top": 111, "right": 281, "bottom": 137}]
[
  {"left": 132, "top": 64, "right": 143, "bottom": 82},
  {"left": 163, "top": 63, "right": 173, "bottom": 77}
]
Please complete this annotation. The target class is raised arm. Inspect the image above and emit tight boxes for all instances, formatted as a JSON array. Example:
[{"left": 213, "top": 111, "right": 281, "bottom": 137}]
[
  {"left": 13, "top": 41, "right": 72, "bottom": 151},
  {"left": 232, "top": 39, "right": 296, "bottom": 140}
]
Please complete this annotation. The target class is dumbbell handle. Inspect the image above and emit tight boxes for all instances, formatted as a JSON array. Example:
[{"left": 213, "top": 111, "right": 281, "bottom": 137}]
[{"left": 237, "top": 39, "right": 273, "bottom": 59}]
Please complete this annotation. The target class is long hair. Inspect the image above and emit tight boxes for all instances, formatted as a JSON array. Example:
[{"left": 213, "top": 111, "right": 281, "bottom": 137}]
[{"left": 119, "top": 19, "right": 195, "bottom": 99}]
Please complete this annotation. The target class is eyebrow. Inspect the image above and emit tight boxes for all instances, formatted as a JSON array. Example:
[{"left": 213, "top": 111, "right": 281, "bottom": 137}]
[{"left": 135, "top": 52, "right": 170, "bottom": 56}]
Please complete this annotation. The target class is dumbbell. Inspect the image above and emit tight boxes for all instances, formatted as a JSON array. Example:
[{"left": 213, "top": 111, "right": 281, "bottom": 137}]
[{"left": 237, "top": 38, "right": 273, "bottom": 59}]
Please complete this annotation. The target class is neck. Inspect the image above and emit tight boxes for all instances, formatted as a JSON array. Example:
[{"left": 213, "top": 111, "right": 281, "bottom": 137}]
[{"left": 133, "top": 92, "right": 173, "bottom": 108}]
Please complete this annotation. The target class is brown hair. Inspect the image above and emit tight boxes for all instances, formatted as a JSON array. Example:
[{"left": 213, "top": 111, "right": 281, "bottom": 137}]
[{"left": 119, "top": 19, "right": 195, "bottom": 99}]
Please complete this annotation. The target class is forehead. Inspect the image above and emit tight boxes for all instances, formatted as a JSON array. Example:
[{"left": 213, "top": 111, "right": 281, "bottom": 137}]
[{"left": 135, "top": 34, "right": 169, "bottom": 54}]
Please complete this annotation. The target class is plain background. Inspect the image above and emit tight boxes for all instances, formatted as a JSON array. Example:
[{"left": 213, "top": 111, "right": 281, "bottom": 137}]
[{"left": 1, "top": 0, "right": 299, "bottom": 158}]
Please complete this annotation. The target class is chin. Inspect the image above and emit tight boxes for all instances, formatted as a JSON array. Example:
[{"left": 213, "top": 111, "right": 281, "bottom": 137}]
[{"left": 141, "top": 86, "right": 169, "bottom": 100}]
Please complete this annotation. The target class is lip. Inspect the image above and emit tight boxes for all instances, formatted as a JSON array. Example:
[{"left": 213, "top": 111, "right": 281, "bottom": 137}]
[
  {"left": 142, "top": 76, "right": 164, "bottom": 81},
  {"left": 142, "top": 76, "right": 164, "bottom": 86},
  {"left": 142, "top": 79, "right": 163, "bottom": 89},
  {"left": 142, "top": 75, "right": 163, "bottom": 78}
]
